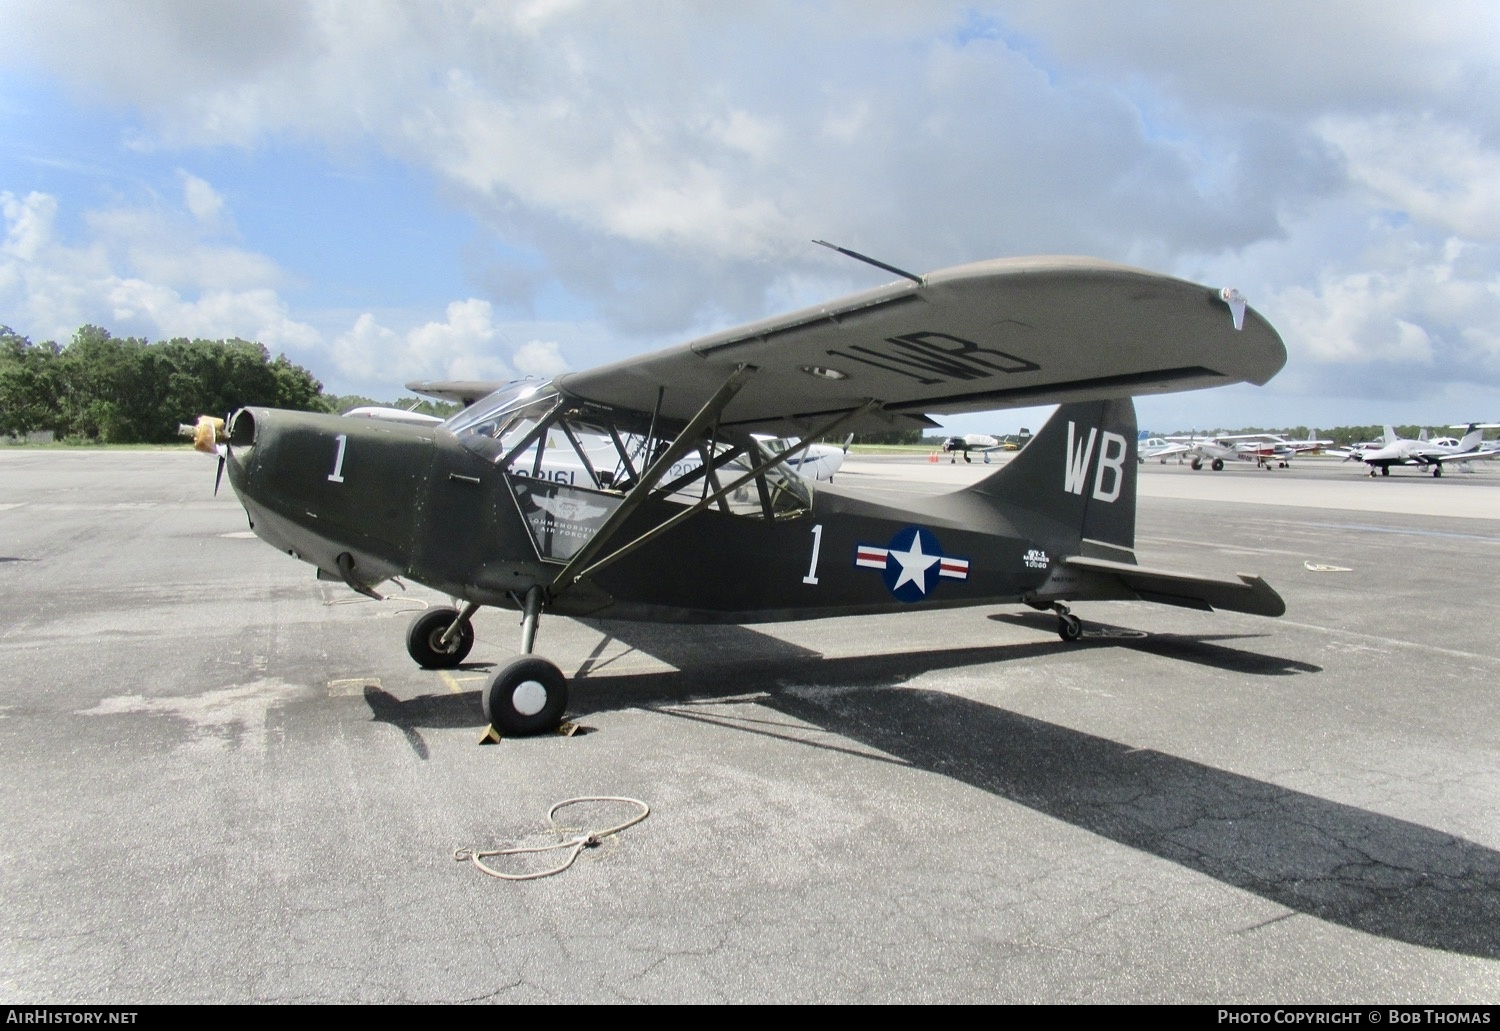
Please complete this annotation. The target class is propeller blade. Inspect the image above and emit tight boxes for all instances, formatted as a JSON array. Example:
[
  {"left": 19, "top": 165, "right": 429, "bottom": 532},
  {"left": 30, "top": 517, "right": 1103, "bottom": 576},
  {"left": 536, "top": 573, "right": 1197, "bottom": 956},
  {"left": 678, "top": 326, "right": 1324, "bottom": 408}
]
[{"left": 214, "top": 451, "right": 226, "bottom": 496}]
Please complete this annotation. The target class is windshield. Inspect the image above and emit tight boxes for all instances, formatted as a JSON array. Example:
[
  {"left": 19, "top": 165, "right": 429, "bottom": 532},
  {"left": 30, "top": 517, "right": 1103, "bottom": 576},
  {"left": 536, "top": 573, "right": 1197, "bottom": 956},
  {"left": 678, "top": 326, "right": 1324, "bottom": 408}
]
[{"left": 443, "top": 381, "right": 557, "bottom": 438}]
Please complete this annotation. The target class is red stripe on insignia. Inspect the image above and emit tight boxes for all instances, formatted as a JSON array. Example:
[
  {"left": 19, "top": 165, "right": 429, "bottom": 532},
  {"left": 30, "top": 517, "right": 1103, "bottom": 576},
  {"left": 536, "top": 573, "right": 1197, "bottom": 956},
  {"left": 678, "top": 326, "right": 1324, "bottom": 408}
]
[{"left": 938, "top": 559, "right": 969, "bottom": 578}]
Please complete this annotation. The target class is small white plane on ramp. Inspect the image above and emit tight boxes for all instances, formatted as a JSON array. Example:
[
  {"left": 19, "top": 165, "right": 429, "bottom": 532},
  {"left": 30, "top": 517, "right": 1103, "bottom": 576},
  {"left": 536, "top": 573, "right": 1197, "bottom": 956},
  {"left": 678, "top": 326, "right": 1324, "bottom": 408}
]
[
  {"left": 1347, "top": 424, "right": 1499, "bottom": 477},
  {"left": 1137, "top": 433, "right": 1191, "bottom": 464},
  {"left": 755, "top": 434, "right": 851, "bottom": 481}
]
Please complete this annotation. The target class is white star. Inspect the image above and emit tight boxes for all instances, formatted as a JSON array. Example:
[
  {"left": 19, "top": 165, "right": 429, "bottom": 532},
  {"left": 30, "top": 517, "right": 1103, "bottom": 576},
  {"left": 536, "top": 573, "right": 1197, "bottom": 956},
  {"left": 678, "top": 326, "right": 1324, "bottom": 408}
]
[{"left": 888, "top": 532, "right": 939, "bottom": 594}]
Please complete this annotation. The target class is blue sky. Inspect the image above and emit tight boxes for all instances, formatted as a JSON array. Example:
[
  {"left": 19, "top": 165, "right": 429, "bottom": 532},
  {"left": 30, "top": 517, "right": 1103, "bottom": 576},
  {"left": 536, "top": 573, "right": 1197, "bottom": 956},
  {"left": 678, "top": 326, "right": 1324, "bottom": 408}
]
[{"left": 3, "top": 1, "right": 1499, "bottom": 435}]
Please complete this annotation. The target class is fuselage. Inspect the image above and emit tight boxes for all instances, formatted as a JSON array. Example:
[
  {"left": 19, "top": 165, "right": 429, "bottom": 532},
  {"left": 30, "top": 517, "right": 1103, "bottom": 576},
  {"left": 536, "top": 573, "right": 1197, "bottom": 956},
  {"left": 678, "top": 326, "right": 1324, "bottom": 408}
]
[{"left": 220, "top": 398, "right": 1118, "bottom": 625}]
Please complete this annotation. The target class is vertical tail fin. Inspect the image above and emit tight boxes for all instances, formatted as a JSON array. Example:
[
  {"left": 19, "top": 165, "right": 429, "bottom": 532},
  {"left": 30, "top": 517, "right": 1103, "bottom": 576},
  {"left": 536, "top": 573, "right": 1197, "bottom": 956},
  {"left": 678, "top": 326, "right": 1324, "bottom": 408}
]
[{"left": 964, "top": 398, "right": 1137, "bottom": 552}]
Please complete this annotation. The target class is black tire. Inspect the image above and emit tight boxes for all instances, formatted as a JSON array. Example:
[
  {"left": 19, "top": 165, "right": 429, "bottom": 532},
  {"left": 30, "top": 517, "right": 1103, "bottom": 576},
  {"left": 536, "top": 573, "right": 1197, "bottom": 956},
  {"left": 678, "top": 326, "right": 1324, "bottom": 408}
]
[
  {"left": 1381, "top": 466, "right": 1390, "bottom": 476},
  {"left": 406, "top": 607, "right": 475, "bottom": 669},
  {"left": 1190, "top": 458, "right": 1202, "bottom": 470},
  {"left": 484, "top": 656, "right": 568, "bottom": 736},
  {"left": 1057, "top": 614, "right": 1084, "bottom": 643},
  {"left": 1211, "top": 458, "right": 1224, "bottom": 471},
  {"left": 1433, "top": 465, "right": 1442, "bottom": 478}
]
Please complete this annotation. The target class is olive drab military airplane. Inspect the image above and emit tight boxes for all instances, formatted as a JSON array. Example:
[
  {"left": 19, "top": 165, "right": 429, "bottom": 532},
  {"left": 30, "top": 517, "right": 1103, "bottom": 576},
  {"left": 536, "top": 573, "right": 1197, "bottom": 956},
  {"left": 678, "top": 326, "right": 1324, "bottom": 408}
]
[{"left": 190, "top": 255, "right": 1289, "bottom": 737}]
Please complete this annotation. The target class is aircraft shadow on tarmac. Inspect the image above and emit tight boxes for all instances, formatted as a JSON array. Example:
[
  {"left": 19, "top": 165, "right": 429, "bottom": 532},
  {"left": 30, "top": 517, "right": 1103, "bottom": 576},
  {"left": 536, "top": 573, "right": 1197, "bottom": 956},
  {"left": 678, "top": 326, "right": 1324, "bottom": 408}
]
[
  {"left": 362, "top": 619, "right": 1498, "bottom": 959},
  {"left": 990, "top": 611, "right": 1323, "bottom": 676}
]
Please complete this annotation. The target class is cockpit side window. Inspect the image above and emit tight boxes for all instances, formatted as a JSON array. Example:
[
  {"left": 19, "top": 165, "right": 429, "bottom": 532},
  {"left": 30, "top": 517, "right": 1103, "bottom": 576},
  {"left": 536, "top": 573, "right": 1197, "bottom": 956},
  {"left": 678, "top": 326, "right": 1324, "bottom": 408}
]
[{"left": 451, "top": 385, "right": 810, "bottom": 520}]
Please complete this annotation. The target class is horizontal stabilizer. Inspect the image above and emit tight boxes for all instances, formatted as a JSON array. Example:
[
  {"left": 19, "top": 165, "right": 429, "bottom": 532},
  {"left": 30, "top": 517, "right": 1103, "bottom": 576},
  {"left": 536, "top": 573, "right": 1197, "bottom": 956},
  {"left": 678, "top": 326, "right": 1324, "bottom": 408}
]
[{"left": 1065, "top": 555, "right": 1286, "bottom": 617}]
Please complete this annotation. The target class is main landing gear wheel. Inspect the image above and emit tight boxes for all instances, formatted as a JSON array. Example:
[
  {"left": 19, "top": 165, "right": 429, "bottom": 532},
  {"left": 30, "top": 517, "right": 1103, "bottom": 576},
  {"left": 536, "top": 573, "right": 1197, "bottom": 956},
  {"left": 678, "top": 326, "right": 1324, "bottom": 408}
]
[
  {"left": 1432, "top": 465, "right": 1443, "bottom": 477},
  {"left": 1211, "top": 458, "right": 1225, "bottom": 471},
  {"left": 1191, "top": 458, "right": 1203, "bottom": 470},
  {"left": 406, "top": 607, "right": 475, "bottom": 668},
  {"left": 484, "top": 656, "right": 568, "bottom": 736}
]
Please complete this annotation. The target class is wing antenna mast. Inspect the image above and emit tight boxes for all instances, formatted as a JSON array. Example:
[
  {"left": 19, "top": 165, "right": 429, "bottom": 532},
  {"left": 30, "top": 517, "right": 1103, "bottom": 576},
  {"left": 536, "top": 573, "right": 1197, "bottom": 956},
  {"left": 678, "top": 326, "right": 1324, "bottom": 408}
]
[{"left": 812, "top": 240, "right": 924, "bottom": 285}]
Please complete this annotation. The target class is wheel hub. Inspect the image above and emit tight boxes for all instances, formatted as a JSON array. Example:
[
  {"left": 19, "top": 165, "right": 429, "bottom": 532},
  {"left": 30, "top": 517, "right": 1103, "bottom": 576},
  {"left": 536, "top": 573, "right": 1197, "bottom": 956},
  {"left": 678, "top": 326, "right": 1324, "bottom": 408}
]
[{"left": 512, "top": 680, "right": 548, "bottom": 716}]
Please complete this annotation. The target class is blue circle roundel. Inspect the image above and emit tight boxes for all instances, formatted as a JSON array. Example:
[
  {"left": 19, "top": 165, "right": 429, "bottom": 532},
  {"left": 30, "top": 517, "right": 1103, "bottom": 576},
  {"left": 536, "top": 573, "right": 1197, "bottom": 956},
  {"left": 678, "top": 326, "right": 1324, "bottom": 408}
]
[{"left": 856, "top": 526, "right": 970, "bottom": 603}]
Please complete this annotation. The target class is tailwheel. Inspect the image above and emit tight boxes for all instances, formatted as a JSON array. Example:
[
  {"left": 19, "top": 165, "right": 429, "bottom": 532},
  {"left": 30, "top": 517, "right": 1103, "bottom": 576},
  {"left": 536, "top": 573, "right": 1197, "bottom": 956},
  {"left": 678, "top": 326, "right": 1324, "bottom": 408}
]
[
  {"left": 1054, "top": 604, "right": 1084, "bottom": 643},
  {"left": 407, "top": 606, "right": 475, "bottom": 668},
  {"left": 484, "top": 656, "right": 568, "bottom": 736}
]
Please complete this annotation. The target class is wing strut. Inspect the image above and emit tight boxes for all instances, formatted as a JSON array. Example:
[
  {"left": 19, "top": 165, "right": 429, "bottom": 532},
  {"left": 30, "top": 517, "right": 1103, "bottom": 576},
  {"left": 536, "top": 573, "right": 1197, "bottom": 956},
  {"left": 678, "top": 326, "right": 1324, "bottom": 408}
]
[
  {"left": 560, "top": 400, "right": 879, "bottom": 589},
  {"left": 549, "top": 364, "right": 756, "bottom": 591}
]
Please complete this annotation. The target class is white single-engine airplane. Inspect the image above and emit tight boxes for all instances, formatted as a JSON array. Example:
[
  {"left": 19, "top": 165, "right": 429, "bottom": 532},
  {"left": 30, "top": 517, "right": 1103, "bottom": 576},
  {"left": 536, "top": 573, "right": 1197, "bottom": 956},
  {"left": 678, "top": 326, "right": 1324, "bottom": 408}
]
[
  {"left": 755, "top": 434, "right": 851, "bottom": 481},
  {"left": 1137, "top": 433, "right": 1190, "bottom": 464},
  {"left": 194, "top": 254, "right": 1289, "bottom": 737}
]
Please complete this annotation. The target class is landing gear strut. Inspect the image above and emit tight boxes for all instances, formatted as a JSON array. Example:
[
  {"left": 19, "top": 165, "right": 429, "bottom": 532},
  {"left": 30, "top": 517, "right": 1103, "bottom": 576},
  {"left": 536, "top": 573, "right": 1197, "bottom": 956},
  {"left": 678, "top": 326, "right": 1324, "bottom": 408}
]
[
  {"left": 404, "top": 587, "right": 570, "bottom": 737},
  {"left": 406, "top": 605, "right": 476, "bottom": 668},
  {"left": 483, "top": 585, "right": 568, "bottom": 736}
]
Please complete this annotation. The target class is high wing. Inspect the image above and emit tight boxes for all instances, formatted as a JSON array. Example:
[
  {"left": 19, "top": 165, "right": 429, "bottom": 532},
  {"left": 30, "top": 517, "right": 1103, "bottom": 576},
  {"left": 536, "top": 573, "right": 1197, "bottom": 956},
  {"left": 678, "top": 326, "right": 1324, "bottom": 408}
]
[
  {"left": 554, "top": 256, "right": 1286, "bottom": 436},
  {"left": 405, "top": 380, "right": 508, "bottom": 407}
]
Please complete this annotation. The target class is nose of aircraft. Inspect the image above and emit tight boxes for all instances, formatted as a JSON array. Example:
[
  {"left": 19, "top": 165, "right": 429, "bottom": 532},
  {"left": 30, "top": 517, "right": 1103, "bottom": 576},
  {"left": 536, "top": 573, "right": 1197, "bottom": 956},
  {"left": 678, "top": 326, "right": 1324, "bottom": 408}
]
[
  {"left": 218, "top": 406, "right": 438, "bottom": 590},
  {"left": 221, "top": 407, "right": 258, "bottom": 491}
]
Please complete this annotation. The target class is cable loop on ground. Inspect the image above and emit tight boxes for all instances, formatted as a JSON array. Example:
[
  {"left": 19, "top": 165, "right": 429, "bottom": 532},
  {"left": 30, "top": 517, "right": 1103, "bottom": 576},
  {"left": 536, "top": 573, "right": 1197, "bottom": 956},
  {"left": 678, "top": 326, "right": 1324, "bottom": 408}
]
[{"left": 454, "top": 796, "right": 650, "bottom": 881}]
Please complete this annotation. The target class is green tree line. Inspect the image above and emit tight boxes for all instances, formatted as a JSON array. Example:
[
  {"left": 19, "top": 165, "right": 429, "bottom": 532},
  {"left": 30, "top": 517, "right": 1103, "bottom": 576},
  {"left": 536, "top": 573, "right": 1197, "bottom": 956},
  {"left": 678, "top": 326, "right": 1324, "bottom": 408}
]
[{"left": 0, "top": 325, "right": 454, "bottom": 444}]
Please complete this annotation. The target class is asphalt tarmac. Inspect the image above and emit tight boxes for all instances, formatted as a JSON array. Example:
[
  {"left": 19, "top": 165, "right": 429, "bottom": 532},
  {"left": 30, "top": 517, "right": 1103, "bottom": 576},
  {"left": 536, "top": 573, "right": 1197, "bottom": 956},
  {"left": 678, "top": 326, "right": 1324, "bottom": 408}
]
[{"left": 1, "top": 447, "right": 1498, "bottom": 1004}]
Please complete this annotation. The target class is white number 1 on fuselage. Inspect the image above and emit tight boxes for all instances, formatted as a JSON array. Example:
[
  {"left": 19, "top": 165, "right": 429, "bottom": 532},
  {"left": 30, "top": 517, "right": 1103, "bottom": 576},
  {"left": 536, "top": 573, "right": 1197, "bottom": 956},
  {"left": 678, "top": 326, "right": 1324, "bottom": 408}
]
[{"left": 803, "top": 523, "right": 823, "bottom": 585}]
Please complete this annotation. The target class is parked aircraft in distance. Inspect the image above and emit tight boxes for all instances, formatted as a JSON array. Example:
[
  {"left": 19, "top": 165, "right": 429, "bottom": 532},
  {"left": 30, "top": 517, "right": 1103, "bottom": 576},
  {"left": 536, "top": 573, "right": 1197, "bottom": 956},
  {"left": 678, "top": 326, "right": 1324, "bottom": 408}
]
[
  {"left": 1163, "top": 431, "right": 1334, "bottom": 470},
  {"left": 342, "top": 405, "right": 444, "bottom": 426},
  {"left": 1161, "top": 433, "right": 1273, "bottom": 471},
  {"left": 1346, "top": 424, "right": 1499, "bottom": 477},
  {"left": 941, "top": 433, "right": 1014, "bottom": 463},
  {"left": 756, "top": 433, "right": 851, "bottom": 481},
  {"left": 1445, "top": 424, "right": 1500, "bottom": 452},
  {"left": 192, "top": 254, "right": 1288, "bottom": 737},
  {"left": 1264, "top": 431, "right": 1334, "bottom": 464},
  {"left": 1137, "top": 433, "right": 1190, "bottom": 464}
]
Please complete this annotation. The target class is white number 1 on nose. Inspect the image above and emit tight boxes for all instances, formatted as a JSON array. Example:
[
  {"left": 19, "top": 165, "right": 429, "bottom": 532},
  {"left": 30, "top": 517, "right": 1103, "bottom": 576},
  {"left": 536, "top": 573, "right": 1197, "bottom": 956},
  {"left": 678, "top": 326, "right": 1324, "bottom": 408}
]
[{"left": 328, "top": 434, "right": 348, "bottom": 483}]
